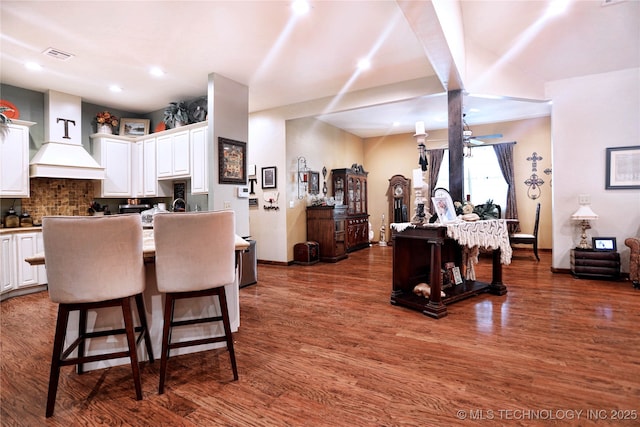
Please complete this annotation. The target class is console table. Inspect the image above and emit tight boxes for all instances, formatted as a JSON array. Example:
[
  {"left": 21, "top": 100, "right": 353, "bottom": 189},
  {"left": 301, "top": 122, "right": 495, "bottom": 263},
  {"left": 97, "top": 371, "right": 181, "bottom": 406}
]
[{"left": 390, "top": 220, "right": 510, "bottom": 319}]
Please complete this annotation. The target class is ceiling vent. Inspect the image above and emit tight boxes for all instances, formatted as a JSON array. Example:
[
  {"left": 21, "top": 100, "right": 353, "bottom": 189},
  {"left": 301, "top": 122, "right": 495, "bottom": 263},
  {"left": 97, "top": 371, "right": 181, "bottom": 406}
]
[
  {"left": 42, "top": 47, "right": 74, "bottom": 61},
  {"left": 601, "top": 0, "right": 626, "bottom": 6}
]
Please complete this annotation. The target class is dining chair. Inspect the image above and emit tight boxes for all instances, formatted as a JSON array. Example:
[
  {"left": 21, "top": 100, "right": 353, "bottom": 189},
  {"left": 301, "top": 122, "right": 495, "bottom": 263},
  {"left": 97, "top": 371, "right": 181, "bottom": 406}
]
[
  {"left": 509, "top": 202, "right": 541, "bottom": 261},
  {"left": 42, "top": 214, "right": 154, "bottom": 417},
  {"left": 153, "top": 210, "right": 238, "bottom": 394}
]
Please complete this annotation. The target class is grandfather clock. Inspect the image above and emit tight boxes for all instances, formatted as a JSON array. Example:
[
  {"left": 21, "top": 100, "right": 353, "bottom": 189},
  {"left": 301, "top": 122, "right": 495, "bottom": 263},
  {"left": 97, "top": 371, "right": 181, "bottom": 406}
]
[{"left": 387, "top": 175, "right": 411, "bottom": 226}]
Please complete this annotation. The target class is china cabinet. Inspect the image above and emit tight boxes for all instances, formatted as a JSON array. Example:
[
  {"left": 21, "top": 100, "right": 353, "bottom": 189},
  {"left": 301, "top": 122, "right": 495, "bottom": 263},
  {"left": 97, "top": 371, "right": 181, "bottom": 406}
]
[{"left": 332, "top": 165, "right": 369, "bottom": 252}]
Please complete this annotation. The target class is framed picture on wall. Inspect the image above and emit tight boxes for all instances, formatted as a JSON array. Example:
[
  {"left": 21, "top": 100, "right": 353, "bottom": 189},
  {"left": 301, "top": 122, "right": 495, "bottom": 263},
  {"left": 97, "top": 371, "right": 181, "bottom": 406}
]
[
  {"left": 218, "top": 137, "right": 247, "bottom": 184},
  {"left": 262, "top": 166, "right": 277, "bottom": 189},
  {"left": 309, "top": 171, "right": 320, "bottom": 195},
  {"left": 605, "top": 145, "right": 640, "bottom": 189}
]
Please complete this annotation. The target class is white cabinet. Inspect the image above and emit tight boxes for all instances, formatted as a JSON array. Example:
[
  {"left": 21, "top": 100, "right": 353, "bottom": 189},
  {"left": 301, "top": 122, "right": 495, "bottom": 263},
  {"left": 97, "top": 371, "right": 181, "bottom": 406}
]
[
  {"left": 0, "top": 230, "right": 45, "bottom": 300},
  {"left": 0, "top": 120, "right": 35, "bottom": 198},
  {"left": 0, "top": 234, "right": 13, "bottom": 293},
  {"left": 190, "top": 125, "right": 208, "bottom": 194},
  {"left": 156, "top": 129, "right": 190, "bottom": 179},
  {"left": 15, "top": 232, "right": 38, "bottom": 288},
  {"left": 91, "top": 135, "right": 134, "bottom": 197},
  {"left": 141, "top": 137, "right": 170, "bottom": 197},
  {"left": 132, "top": 139, "right": 144, "bottom": 197}
]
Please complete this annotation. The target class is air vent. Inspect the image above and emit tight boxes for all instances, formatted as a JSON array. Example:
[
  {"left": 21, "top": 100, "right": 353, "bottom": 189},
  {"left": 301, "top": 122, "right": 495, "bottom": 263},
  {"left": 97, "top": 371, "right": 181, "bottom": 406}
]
[
  {"left": 601, "top": 0, "right": 626, "bottom": 6},
  {"left": 42, "top": 47, "right": 74, "bottom": 61}
]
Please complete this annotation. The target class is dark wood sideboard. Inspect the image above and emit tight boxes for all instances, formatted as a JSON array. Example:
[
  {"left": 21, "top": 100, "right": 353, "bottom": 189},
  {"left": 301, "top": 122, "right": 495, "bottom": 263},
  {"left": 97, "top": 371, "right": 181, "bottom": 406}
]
[
  {"left": 391, "top": 225, "right": 507, "bottom": 319},
  {"left": 306, "top": 206, "right": 348, "bottom": 263}
]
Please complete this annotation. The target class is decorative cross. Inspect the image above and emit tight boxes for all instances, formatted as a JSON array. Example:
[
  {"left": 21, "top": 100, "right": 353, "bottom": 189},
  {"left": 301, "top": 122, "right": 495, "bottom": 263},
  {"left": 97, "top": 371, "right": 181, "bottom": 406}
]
[
  {"left": 527, "top": 152, "right": 543, "bottom": 172},
  {"left": 525, "top": 152, "right": 545, "bottom": 199}
]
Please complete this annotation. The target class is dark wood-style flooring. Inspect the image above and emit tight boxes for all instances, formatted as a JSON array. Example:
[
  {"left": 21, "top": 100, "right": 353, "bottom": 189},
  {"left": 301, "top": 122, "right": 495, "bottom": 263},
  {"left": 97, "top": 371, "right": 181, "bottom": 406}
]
[{"left": 2, "top": 247, "right": 639, "bottom": 426}]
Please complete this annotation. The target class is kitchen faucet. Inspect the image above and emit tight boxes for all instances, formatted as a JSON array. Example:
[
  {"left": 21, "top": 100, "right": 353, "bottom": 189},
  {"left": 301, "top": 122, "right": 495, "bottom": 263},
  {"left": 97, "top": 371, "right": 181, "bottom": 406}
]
[{"left": 172, "top": 198, "right": 186, "bottom": 212}]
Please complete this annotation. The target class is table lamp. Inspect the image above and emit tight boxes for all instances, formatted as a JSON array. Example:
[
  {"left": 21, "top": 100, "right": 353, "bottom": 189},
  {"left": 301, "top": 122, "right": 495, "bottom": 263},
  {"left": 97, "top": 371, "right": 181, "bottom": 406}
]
[{"left": 570, "top": 196, "right": 598, "bottom": 249}]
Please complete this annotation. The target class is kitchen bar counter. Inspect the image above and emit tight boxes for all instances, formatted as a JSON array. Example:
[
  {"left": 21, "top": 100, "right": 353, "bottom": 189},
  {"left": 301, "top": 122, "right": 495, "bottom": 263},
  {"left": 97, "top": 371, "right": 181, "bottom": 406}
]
[
  {"left": 24, "top": 229, "right": 250, "bottom": 265},
  {"left": 25, "top": 230, "right": 250, "bottom": 371}
]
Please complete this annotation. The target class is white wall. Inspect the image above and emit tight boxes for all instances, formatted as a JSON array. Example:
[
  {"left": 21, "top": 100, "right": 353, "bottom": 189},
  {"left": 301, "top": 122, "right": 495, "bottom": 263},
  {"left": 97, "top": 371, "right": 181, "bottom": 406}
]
[
  {"left": 547, "top": 67, "right": 640, "bottom": 272},
  {"left": 207, "top": 73, "right": 250, "bottom": 237},
  {"left": 247, "top": 111, "right": 287, "bottom": 262}
]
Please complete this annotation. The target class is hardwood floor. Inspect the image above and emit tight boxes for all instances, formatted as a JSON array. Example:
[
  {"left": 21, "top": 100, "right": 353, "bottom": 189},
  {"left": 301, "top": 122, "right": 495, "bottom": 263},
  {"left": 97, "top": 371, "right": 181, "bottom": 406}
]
[{"left": 2, "top": 247, "right": 639, "bottom": 426}]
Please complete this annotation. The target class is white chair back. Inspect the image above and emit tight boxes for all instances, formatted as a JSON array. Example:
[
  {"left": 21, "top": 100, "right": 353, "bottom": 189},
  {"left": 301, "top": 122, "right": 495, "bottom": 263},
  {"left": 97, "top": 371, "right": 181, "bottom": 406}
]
[
  {"left": 42, "top": 215, "right": 145, "bottom": 303},
  {"left": 153, "top": 211, "right": 236, "bottom": 293}
]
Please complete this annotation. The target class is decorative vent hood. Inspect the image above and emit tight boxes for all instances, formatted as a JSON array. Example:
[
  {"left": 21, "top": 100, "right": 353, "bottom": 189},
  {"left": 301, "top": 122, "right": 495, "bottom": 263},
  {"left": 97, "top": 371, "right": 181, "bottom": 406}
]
[{"left": 29, "top": 90, "right": 105, "bottom": 180}]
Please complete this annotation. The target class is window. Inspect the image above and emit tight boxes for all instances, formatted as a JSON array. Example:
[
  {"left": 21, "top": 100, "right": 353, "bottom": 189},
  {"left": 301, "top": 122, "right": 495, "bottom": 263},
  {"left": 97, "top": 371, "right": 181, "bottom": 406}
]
[{"left": 435, "top": 146, "right": 507, "bottom": 210}]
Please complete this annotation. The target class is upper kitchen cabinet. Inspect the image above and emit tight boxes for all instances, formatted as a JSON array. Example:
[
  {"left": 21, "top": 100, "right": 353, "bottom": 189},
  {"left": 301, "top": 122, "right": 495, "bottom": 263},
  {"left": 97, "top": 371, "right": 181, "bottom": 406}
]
[
  {"left": 190, "top": 124, "right": 208, "bottom": 194},
  {"left": 156, "top": 128, "right": 191, "bottom": 179},
  {"left": 0, "top": 120, "right": 35, "bottom": 198},
  {"left": 91, "top": 135, "right": 133, "bottom": 197}
]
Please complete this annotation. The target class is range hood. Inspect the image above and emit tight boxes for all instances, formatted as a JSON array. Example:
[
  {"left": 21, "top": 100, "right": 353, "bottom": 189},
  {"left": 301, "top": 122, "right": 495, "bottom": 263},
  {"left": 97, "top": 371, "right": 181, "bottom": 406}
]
[{"left": 29, "top": 90, "right": 105, "bottom": 180}]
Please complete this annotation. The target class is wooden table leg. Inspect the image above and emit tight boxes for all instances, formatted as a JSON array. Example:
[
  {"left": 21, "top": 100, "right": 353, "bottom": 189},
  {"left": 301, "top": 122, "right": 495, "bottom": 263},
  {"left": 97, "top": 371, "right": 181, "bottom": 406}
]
[
  {"left": 424, "top": 240, "right": 447, "bottom": 318},
  {"left": 490, "top": 248, "right": 508, "bottom": 295}
]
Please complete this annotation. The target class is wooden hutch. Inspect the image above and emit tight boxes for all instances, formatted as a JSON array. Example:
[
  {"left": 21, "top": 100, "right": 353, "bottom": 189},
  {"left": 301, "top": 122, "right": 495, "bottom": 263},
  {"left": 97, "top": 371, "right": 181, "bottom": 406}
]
[{"left": 332, "top": 165, "right": 369, "bottom": 252}]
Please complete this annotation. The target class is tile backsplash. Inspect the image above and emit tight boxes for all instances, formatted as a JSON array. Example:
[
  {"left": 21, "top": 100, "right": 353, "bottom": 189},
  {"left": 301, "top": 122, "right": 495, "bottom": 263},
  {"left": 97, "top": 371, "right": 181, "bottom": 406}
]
[{"left": 20, "top": 178, "right": 96, "bottom": 221}]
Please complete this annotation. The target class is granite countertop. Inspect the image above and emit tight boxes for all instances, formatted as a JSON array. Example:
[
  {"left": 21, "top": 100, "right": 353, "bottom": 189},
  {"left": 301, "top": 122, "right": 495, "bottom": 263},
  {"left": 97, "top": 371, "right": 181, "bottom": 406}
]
[{"left": 0, "top": 226, "right": 43, "bottom": 234}]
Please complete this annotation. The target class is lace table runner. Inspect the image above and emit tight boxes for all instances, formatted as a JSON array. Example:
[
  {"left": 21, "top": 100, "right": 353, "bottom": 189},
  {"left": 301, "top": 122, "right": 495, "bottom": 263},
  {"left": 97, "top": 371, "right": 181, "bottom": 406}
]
[{"left": 391, "top": 220, "right": 512, "bottom": 280}]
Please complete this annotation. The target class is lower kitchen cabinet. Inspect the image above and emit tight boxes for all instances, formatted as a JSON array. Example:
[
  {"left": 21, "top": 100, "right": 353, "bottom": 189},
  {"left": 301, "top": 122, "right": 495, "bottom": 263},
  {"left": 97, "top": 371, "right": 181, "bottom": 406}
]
[{"left": 1, "top": 230, "right": 47, "bottom": 301}]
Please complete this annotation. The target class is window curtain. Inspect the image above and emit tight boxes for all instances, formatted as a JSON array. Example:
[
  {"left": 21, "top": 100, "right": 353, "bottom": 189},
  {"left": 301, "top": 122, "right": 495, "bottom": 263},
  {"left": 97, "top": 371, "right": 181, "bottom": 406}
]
[
  {"left": 428, "top": 149, "right": 445, "bottom": 214},
  {"left": 493, "top": 142, "right": 520, "bottom": 233}
]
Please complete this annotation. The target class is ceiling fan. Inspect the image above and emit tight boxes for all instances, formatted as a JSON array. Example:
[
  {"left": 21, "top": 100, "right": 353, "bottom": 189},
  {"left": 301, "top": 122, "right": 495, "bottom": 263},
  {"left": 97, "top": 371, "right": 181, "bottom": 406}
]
[{"left": 463, "top": 113, "right": 502, "bottom": 146}]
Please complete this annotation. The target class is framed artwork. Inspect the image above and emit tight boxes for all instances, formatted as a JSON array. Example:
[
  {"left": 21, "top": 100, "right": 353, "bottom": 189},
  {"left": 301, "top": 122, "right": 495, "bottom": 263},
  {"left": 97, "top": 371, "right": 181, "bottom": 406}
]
[
  {"left": 309, "top": 171, "right": 320, "bottom": 195},
  {"left": 432, "top": 195, "right": 457, "bottom": 224},
  {"left": 119, "top": 118, "right": 150, "bottom": 136},
  {"left": 262, "top": 166, "right": 277, "bottom": 189},
  {"left": 605, "top": 145, "right": 640, "bottom": 189},
  {"left": 592, "top": 237, "right": 617, "bottom": 252},
  {"left": 218, "top": 137, "right": 247, "bottom": 184}
]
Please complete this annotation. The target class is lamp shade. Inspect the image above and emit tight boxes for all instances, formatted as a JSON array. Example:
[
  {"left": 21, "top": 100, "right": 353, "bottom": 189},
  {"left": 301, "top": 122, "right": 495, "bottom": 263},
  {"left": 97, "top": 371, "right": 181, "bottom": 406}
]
[{"left": 571, "top": 205, "right": 598, "bottom": 220}]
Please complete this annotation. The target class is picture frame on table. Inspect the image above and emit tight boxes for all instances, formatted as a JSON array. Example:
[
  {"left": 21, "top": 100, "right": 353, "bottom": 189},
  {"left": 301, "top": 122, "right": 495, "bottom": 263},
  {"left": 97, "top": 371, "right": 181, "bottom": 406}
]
[
  {"left": 592, "top": 237, "right": 617, "bottom": 252},
  {"left": 218, "top": 137, "right": 247, "bottom": 184},
  {"left": 262, "top": 166, "right": 277, "bottom": 189},
  {"left": 119, "top": 118, "right": 150, "bottom": 136},
  {"left": 605, "top": 145, "right": 640, "bottom": 189},
  {"left": 432, "top": 195, "right": 457, "bottom": 224}
]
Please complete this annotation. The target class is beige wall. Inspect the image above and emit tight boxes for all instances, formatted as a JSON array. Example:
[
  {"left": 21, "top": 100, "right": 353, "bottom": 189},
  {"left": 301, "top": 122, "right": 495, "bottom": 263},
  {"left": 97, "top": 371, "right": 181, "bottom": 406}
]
[
  {"left": 364, "top": 117, "right": 552, "bottom": 249},
  {"left": 286, "top": 117, "right": 364, "bottom": 260}
]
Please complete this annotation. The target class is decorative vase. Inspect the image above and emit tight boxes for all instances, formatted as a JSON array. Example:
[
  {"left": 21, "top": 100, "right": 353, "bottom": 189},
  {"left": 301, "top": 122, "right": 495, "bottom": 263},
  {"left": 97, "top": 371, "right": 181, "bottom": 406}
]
[{"left": 97, "top": 124, "right": 112, "bottom": 134}]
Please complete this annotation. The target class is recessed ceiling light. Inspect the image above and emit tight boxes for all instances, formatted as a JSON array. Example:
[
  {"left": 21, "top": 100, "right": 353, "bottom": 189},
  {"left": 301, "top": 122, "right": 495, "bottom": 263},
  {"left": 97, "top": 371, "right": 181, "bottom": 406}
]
[
  {"left": 149, "top": 66, "right": 165, "bottom": 77},
  {"left": 25, "top": 62, "right": 42, "bottom": 71},
  {"left": 392, "top": 121, "right": 400, "bottom": 127},
  {"left": 357, "top": 58, "right": 371, "bottom": 70},
  {"left": 291, "top": 0, "right": 310, "bottom": 15},
  {"left": 109, "top": 85, "right": 122, "bottom": 93}
]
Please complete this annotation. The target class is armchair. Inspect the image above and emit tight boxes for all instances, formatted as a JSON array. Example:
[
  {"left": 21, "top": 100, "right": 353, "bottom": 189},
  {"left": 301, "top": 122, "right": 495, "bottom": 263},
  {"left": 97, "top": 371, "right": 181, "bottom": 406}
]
[{"left": 624, "top": 237, "right": 640, "bottom": 289}]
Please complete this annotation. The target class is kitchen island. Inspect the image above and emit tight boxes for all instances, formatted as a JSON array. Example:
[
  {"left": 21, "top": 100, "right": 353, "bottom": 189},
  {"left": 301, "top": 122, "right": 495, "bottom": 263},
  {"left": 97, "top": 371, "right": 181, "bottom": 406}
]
[{"left": 25, "top": 230, "right": 250, "bottom": 371}]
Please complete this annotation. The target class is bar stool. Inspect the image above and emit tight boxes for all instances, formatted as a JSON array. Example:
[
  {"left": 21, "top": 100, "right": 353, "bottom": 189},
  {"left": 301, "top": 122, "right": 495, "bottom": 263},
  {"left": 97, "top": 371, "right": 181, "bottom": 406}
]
[
  {"left": 42, "top": 214, "right": 154, "bottom": 418},
  {"left": 153, "top": 210, "right": 238, "bottom": 394}
]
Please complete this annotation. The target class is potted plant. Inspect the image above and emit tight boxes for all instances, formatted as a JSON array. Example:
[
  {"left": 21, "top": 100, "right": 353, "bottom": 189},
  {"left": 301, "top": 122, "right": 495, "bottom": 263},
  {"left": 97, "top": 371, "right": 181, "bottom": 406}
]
[
  {"left": 95, "top": 111, "right": 119, "bottom": 134},
  {"left": 163, "top": 101, "right": 189, "bottom": 128},
  {"left": 0, "top": 106, "right": 13, "bottom": 125}
]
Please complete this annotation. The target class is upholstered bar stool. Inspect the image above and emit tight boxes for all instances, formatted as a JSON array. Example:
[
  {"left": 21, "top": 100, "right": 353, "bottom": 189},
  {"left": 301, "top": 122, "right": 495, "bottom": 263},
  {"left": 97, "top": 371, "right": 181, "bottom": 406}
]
[
  {"left": 42, "top": 214, "right": 154, "bottom": 418},
  {"left": 153, "top": 210, "right": 238, "bottom": 394}
]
